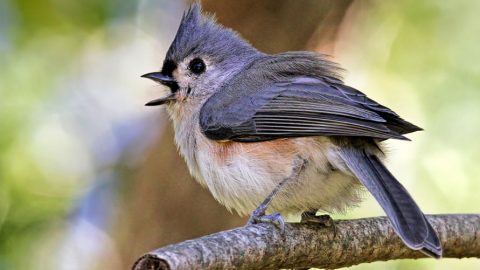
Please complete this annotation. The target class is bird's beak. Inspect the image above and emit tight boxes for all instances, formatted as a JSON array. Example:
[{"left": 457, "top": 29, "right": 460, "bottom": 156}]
[
  {"left": 141, "top": 72, "right": 179, "bottom": 106},
  {"left": 144, "top": 94, "right": 177, "bottom": 106},
  {"left": 141, "top": 72, "right": 176, "bottom": 87}
]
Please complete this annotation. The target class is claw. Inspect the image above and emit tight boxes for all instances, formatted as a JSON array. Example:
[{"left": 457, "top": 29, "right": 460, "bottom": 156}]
[
  {"left": 301, "top": 213, "right": 336, "bottom": 237},
  {"left": 301, "top": 213, "right": 332, "bottom": 225},
  {"left": 247, "top": 204, "right": 266, "bottom": 225},
  {"left": 248, "top": 211, "right": 286, "bottom": 234}
]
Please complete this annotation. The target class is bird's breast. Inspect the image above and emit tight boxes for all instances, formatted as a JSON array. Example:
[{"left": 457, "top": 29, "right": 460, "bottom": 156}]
[{"left": 171, "top": 113, "right": 363, "bottom": 216}]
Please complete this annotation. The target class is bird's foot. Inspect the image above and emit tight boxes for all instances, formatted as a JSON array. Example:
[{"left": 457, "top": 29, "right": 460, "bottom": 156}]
[
  {"left": 247, "top": 209, "right": 286, "bottom": 234},
  {"left": 301, "top": 212, "right": 333, "bottom": 226},
  {"left": 301, "top": 212, "right": 336, "bottom": 237}
]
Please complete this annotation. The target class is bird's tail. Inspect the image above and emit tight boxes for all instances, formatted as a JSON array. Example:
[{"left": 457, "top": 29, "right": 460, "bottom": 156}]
[{"left": 338, "top": 147, "right": 442, "bottom": 258}]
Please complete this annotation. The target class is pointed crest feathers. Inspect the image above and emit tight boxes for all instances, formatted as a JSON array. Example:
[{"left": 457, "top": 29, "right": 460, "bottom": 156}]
[{"left": 165, "top": 1, "right": 256, "bottom": 64}]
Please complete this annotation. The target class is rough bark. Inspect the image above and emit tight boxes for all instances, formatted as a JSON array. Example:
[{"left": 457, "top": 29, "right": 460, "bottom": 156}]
[{"left": 133, "top": 214, "right": 480, "bottom": 270}]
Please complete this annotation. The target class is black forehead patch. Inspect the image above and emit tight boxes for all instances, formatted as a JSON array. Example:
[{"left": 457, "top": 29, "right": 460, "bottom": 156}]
[{"left": 161, "top": 59, "right": 177, "bottom": 77}]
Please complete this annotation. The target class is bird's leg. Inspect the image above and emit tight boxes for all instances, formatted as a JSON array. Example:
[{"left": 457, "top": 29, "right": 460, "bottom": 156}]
[{"left": 247, "top": 159, "right": 306, "bottom": 233}]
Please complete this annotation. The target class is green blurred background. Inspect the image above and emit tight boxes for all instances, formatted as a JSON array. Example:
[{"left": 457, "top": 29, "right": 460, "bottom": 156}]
[{"left": 1, "top": 0, "right": 478, "bottom": 269}]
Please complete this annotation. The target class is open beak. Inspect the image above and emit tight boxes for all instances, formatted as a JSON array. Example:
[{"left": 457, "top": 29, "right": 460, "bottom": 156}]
[
  {"left": 141, "top": 72, "right": 178, "bottom": 106},
  {"left": 144, "top": 94, "right": 176, "bottom": 106}
]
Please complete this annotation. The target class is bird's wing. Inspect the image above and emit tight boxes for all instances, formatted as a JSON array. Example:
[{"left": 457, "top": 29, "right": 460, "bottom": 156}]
[{"left": 200, "top": 76, "right": 421, "bottom": 142}]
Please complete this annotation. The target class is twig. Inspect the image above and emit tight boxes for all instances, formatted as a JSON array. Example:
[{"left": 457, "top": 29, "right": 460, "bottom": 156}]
[{"left": 133, "top": 214, "right": 480, "bottom": 270}]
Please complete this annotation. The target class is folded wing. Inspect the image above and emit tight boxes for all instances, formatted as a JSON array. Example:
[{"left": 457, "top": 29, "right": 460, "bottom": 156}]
[{"left": 200, "top": 76, "right": 421, "bottom": 142}]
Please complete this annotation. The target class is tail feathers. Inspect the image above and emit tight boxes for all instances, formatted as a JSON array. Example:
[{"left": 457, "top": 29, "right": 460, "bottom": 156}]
[
  {"left": 339, "top": 147, "right": 442, "bottom": 258},
  {"left": 421, "top": 217, "right": 443, "bottom": 258}
]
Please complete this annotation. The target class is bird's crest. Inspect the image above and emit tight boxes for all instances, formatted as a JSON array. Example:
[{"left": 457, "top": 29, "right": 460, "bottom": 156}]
[{"left": 165, "top": 2, "right": 255, "bottom": 63}]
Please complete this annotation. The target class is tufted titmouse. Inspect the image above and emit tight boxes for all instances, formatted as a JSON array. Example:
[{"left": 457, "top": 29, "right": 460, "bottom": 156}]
[{"left": 142, "top": 3, "right": 442, "bottom": 258}]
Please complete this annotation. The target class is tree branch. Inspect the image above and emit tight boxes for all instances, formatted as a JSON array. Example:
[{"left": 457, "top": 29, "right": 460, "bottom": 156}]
[{"left": 133, "top": 214, "right": 480, "bottom": 270}]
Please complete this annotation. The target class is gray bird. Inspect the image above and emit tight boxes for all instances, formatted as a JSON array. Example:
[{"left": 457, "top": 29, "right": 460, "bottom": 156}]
[{"left": 142, "top": 3, "right": 442, "bottom": 258}]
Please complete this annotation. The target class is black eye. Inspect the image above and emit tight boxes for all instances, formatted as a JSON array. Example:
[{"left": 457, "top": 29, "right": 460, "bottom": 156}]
[{"left": 188, "top": 58, "right": 206, "bottom": 74}]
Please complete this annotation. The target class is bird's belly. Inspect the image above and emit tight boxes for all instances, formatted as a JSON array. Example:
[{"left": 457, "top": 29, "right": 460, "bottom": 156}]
[{"left": 194, "top": 136, "right": 363, "bottom": 216}]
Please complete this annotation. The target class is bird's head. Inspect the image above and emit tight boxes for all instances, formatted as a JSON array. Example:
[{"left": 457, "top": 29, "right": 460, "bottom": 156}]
[{"left": 142, "top": 2, "right": 260, "bottom": 110}]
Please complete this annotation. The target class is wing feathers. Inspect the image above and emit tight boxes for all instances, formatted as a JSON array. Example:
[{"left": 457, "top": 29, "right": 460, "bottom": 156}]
[
  {"left": 252, "top": 104, "right": 406, "bottom": 140},
  {"left": 261, "top": 96, "right": 386, "bottom": 122},
  {"left": 200, "top": 76, "right": 421, "bottom": 142}
]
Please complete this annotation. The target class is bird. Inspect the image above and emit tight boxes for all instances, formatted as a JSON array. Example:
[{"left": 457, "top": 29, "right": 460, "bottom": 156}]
[{"left": 141, "top": 2, "right": 442, "bottom": 258}]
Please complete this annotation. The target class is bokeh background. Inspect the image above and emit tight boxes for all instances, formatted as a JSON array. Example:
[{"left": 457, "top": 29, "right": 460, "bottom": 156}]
[{"left": 1, "top": 0, "right": 479, "bottom": 269}]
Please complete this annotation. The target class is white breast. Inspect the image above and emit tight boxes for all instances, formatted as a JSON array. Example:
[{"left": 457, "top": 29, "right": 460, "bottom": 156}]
[{"left": 170, "top": 106, "right": 364, "bottom": 217}]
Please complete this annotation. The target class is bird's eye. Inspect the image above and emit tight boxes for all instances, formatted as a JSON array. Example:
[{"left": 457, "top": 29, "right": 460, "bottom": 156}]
[{"left": 188, "top": 58, "right": 206, "bottom": 74}]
